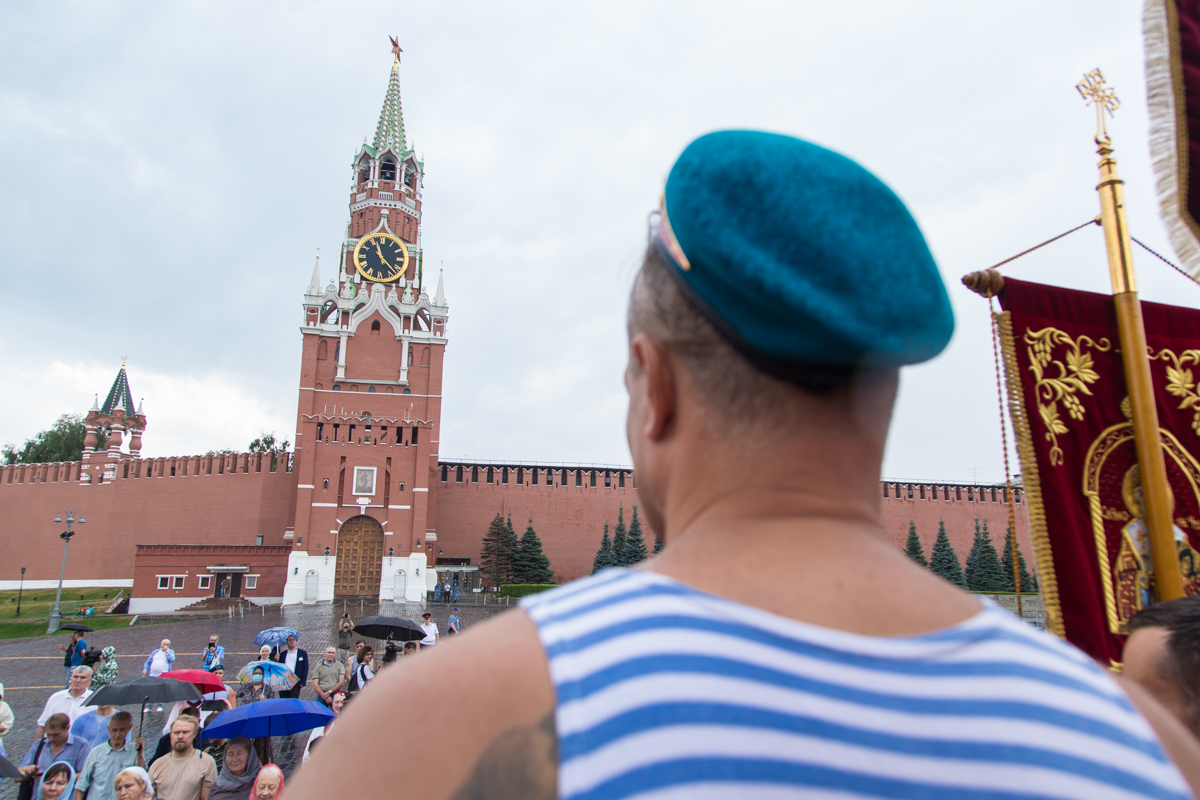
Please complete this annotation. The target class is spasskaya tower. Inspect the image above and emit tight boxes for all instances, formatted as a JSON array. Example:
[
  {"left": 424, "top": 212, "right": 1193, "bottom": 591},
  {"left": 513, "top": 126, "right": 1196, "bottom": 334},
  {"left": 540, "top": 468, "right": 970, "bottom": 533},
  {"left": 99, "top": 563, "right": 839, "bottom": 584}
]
[{"left": 283, "top": 39, "right": 450, "bottom": 604}]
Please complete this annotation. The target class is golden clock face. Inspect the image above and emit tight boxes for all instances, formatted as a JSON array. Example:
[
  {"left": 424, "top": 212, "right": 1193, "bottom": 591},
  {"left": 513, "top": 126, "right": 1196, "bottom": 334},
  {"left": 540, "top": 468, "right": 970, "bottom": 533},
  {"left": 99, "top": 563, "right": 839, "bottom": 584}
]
[{"left": 353, "top": 233, "right": 409, "bottom": 283}]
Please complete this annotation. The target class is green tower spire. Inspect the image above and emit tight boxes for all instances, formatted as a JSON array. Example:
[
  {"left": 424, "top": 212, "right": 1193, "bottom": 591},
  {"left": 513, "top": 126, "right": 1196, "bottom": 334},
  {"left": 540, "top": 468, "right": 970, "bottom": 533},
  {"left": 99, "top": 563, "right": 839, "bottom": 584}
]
[{"left": 372, "top": 53, "right": 407, "bottom": 153}]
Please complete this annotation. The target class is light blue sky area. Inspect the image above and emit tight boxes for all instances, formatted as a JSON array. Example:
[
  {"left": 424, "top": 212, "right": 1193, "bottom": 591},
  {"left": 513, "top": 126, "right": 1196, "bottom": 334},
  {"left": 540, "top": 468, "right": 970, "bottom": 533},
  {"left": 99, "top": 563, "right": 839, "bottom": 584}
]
[{"left": 1, "top": 1, "right": 1194, "bottom": 482}]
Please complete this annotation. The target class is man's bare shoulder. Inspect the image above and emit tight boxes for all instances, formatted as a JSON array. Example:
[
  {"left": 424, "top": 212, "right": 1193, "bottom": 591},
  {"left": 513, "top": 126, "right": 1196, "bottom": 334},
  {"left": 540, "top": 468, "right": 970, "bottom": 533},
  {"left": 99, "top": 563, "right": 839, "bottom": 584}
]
[{"left": 292, "top": 608, "right": 557, "bottom": 800}]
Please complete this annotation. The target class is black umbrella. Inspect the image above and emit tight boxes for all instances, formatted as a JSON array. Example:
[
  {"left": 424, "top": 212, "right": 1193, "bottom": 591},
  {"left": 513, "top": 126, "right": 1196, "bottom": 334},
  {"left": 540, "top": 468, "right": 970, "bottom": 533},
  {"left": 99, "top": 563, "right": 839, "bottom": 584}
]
[
  {"left": 0, "top": 753, "right": 22, "bottom": 780},
  {"left": 353, "top": 615, "right": 426, "bottom": 642},
  {"left": 87, "top": 676, "right": 202, "bottom": 736},
  {"left": 59, "top": 622, "right": 93, "bottom": 632}
]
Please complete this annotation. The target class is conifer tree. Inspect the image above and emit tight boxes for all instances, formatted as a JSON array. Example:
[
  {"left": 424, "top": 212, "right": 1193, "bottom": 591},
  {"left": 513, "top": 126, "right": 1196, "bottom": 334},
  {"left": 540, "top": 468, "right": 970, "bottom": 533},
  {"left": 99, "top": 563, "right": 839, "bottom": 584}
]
[
  {"left": 479, "top": 513, "right": 518, "bottom": 587},
  {"left": 903, "top": 521, "right": 927, "bottom": 567},
  {"left": 966, "top": 519, "right": 1007, "bottom": 592},
  {"left": 625, "top": 504, "right": 648, "bottom": 565},
  {"left": 592, "top": 523, "right": 615, "bottom": 574},
  {"left": 612, "top": 507, "right": 629, "bottom": 566},
  {"left": 929, "top": 520, "right": 967, "bottom": 589},
  {"left": 653, "top": 536, "right": 663, "bottom": 554},
  {"left": 512, "top": 517, "right": 554, "bottom": 584},
  {"left": 1000, "top": 524, "right": 1037, "bottom": 593}
]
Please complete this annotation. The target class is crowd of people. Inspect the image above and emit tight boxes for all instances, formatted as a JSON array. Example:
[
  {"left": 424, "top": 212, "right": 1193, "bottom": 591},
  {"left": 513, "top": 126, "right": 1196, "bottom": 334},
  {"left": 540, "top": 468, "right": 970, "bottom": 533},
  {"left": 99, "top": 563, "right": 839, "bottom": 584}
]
[{"left": 4, "top": 610, "right": 448, "bottom": 800}]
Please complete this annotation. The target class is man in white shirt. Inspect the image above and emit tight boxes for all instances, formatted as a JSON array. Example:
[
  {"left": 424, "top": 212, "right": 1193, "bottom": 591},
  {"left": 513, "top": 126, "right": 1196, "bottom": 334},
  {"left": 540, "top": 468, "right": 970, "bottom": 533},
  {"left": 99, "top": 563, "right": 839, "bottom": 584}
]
[
  {"left": 419, "top": 613, "right": 438, "bottom": 649},
  {"left": 35, "top": 666, "right": 93, "bottom": 739},
  {"left": 271, "top": 634, "right": 308, "bottom": 699},
  {"left": 143, "top": 639, "right": 175, "bottom": 677}
]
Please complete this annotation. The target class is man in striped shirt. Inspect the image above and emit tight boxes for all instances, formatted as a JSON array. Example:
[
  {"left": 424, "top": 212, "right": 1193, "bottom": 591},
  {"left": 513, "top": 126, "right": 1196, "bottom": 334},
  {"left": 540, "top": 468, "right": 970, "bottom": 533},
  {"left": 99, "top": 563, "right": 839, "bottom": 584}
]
[{"left": 297, "top": 132, "right": 1200, "bottom": 799}]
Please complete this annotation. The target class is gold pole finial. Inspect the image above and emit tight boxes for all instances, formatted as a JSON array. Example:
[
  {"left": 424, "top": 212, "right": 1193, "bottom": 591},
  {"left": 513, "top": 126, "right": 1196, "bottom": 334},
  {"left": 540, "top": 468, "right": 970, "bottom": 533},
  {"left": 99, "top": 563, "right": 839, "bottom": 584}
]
[
  {"left": 1080, "top": 68, "right": 1185, "bottom": 604},
  {"left": 1076, "top": 68, "right": 1121, "bottom": 141},
  {"left": 121, "top": 356, "right": 127, "bottom": 368}
]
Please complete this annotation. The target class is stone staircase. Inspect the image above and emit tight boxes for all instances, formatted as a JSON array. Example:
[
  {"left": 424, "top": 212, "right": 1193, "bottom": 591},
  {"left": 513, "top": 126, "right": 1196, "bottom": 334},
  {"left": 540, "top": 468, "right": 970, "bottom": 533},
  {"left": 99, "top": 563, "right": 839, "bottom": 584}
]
[{"left": 176, "top": 596, "right": 256, "bottom": 613}]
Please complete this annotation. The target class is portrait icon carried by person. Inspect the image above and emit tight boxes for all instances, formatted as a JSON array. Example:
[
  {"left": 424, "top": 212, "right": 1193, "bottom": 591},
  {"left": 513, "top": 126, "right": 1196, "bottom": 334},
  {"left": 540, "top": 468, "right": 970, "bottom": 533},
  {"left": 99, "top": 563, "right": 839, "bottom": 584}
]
[{"left": 353, "top": 467, "right": 375, "bottom": 496}]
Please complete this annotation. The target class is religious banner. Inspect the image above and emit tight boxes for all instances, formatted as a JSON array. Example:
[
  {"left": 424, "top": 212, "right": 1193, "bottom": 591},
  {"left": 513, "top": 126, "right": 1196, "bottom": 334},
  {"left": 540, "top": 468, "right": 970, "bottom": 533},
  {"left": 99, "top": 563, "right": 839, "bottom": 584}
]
[
  {"left": 1144, "top": 0, "right": 1200, "bottom": 278},
  {"left": 997, "top": 277, "right": 1200, "bottom": 664}
]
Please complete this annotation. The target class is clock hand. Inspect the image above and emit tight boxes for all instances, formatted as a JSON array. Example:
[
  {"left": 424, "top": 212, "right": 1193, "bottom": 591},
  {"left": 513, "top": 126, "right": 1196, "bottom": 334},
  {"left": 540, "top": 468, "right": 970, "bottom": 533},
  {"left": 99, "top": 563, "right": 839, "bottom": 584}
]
[{"left": 373, "top": 243, "right": 396, "bottom": 272}]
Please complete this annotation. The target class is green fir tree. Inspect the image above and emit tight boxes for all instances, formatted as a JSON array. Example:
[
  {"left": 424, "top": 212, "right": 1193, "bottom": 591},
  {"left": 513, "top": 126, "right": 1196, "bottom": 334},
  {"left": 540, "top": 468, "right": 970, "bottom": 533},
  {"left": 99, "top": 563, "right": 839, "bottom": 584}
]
[
  {"left": 966, "top": 519, "right": 1008, "bottom": 592},
  {"left": 612, "top": 508, "right": 629, "bottom": 566},
  {"left": 512, "top": 517, "right": 555, "bottom": 584},
  {"left": 929, "top": 520, "right": 967, "bottom": 589},
  {"left": 653, "top": 536, "right": 663, "bottom": 554},
  {"left": 625, "top": 504, "right": 648, "bottom": 565},
  {"left": 479, "top": 513, "right": 518, "bottom": 588},
  {"left": 592, "top": 522, "right": 616, "bottom": 574},
  {"left": 1000, "top": 524, "right": 1037, "bottom": 593},
  {"left": 903, "top": 521, "right": 927, "bottom": 567}
]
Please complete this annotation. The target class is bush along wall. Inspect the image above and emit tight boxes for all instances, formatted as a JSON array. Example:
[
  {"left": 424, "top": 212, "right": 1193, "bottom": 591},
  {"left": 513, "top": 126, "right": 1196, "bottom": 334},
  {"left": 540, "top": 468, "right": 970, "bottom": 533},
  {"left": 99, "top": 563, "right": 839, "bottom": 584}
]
[{"left": 498, "top": 584, "right": 557, "bottom": 598}]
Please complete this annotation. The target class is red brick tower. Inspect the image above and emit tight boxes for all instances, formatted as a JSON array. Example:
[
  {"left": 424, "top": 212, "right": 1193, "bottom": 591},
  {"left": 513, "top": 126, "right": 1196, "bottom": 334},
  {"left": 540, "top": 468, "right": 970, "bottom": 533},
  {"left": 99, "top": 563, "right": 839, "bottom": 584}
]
[{"left": 283, "top": 44, "right": 449, "bottom": 604}]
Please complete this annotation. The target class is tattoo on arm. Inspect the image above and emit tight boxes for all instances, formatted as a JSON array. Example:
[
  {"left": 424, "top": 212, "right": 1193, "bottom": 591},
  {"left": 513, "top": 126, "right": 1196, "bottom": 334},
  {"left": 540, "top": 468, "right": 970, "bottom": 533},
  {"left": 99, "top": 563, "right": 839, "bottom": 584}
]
[{"left": 451, "top": 712, "right": 557, "bottom": 800}]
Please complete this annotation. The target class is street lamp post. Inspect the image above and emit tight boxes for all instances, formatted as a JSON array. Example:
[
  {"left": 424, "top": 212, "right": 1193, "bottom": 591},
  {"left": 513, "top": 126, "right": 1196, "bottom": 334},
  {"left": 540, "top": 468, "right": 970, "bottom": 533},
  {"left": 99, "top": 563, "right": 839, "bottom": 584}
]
[
  {"left": 15, "top": 567, "right": 25, "bottom": 616},
  {"left": 47, "top": 510, "right": 85, "bottom": 635}
]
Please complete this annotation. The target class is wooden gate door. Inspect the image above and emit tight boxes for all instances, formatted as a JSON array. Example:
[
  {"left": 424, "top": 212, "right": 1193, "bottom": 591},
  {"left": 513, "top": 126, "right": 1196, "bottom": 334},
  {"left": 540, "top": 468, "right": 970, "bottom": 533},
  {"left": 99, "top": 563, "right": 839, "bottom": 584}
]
[{"left": 334, "top": 515, "right": 385, "bottom": 597}]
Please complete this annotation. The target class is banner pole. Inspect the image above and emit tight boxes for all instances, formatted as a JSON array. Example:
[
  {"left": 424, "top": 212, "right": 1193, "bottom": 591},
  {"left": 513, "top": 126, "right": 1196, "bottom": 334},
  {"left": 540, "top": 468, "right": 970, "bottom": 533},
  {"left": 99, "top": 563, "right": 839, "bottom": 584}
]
[{"left": 1080, "top": 69, "right": 1185, "bottom": 602}]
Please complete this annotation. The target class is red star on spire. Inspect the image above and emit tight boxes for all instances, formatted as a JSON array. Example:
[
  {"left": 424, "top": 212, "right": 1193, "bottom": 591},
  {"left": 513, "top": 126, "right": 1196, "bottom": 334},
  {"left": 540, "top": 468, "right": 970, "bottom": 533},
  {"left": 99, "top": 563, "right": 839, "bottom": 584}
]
[{"left": 390, "top": 35, "right": 403, "bottom": 64}]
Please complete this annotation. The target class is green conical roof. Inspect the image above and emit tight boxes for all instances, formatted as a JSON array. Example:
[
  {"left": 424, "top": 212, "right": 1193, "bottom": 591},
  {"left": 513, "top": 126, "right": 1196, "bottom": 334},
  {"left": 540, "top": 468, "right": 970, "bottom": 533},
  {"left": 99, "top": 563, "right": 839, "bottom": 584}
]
[
  {"left": 372, "top": 58, "right": 406, "bottom": 153},
  {"left": 101, "top": 365, "right": 135, "bottom": 415}
]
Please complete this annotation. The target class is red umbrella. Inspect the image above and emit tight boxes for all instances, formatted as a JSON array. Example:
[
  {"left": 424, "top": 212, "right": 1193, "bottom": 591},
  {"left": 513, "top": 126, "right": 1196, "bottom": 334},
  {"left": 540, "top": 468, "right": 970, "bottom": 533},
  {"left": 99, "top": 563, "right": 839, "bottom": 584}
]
[{"left": 161, "top": 669, "right": 226, "bottom": 694}]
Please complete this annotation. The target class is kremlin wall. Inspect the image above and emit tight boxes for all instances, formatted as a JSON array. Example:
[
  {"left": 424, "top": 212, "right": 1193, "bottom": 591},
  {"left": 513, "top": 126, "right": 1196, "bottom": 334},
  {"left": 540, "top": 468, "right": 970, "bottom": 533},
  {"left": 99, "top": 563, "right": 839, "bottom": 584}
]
[{"left": 0, "top": 50, "right": 1035, "bottom": 612}]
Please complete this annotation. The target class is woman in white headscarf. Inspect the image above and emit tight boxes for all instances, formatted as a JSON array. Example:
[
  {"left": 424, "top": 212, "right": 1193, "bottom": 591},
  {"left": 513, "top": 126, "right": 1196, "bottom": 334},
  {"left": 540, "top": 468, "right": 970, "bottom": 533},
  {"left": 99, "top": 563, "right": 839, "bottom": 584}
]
[{"left": 113, "top": 766, "right": 159, "bottom": 800}]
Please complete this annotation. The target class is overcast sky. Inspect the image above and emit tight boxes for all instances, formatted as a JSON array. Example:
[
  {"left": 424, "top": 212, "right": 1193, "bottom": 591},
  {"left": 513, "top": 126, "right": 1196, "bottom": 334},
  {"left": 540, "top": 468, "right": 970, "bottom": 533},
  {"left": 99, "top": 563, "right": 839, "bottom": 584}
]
[{"left": 2, "top": 1, "right": 1196, "bottom": 482}]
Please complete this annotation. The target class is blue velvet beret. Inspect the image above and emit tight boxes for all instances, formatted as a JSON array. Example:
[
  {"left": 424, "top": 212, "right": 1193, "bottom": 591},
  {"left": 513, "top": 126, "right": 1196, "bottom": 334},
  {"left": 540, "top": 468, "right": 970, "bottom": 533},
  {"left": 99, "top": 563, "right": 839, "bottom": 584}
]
[{"left": 659, "top": 130, "right": 953, "bottom": 371}]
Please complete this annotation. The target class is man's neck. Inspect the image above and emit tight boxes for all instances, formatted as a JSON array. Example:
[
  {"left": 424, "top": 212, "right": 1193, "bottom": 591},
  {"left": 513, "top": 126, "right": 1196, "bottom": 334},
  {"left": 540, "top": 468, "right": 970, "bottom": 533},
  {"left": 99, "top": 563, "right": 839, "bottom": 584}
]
[
  {"left": 68, "top": 687, "right": 85, "bottom": 699},
  {"left": 108, "top": 738, "right": 126, "bottom": 750},
  {"left": 288, "top": 646, "right": 297, "bottom": 653},
  {"left": 171, "top": 747, "right": 194, "bottom": 760},
  {"left": 48, "top": 738, "right": 66, "bottom": 754}
]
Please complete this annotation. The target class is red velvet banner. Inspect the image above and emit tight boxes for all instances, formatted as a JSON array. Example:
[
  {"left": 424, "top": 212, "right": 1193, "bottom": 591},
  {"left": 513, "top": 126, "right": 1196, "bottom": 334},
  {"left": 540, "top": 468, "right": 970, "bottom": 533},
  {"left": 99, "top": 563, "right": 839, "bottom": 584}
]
[
  {"left": 998, "top": 278, "right": 1200, "bottom": 664},
  {"left": 1145, "top": 0, "right": 1200, "bottom": 277}
]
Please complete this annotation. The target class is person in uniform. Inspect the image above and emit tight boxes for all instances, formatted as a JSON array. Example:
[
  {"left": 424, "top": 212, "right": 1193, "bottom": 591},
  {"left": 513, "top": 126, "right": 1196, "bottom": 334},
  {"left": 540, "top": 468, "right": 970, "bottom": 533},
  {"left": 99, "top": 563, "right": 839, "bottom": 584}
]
[{"left": 294, "top": 131, "right": 1200, "bottom": 798}]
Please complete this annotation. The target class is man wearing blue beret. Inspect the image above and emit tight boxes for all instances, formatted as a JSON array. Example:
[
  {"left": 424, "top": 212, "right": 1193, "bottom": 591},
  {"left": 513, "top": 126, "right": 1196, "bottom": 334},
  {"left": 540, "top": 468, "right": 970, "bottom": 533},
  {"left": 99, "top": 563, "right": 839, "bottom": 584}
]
[{"left": 296, "top": 131, "right": 1200, "bottom": 798}]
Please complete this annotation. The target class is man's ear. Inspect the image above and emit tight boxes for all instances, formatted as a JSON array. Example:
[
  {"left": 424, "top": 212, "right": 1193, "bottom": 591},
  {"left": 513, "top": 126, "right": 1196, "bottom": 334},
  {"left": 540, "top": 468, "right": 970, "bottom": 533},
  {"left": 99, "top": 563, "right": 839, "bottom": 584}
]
[{"left": 631, "top": 334, "right": 678, "bottom": 442}]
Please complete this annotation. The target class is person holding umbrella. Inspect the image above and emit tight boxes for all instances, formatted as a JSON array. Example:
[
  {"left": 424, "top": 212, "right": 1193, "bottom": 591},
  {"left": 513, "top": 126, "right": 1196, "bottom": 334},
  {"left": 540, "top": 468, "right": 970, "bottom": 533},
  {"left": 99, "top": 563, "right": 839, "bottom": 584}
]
[
  {"left": 206, "top": 737, "right": 258, "bottom": 800},
  {"left": 55, "top": 631, "right": 88, "bottom": 688},
  {"left": 75, "top": 711, "right": 144, "bottom": 800}
]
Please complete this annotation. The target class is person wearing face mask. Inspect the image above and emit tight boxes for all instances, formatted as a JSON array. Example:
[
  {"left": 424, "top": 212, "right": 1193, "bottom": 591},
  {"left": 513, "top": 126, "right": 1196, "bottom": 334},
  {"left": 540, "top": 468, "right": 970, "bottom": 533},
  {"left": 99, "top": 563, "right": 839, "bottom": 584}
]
[
  {"left": 235, "top": 668, "right": 274, "bottom": 768},
  {"left": 255, "top": 646, "right": 271, "bottom": 665},
  {"left": 251, "top": 765, "right": 283, "bottom": 800},
  {"left": 38, "top": 761, "right": 75, "bottom": 800},
  {"left": 111, "top": 767, "right": 159, "bottom": 800},
  {"left": 207, "top": 737, "right": 259, "bottom": 800}
]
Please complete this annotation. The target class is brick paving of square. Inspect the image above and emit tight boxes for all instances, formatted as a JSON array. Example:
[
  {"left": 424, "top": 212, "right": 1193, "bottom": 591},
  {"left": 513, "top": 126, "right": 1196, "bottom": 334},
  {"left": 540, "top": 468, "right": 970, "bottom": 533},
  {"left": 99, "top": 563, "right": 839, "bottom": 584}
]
[{"left": 0, "top": 601, "right": 507, "bottom": 798}]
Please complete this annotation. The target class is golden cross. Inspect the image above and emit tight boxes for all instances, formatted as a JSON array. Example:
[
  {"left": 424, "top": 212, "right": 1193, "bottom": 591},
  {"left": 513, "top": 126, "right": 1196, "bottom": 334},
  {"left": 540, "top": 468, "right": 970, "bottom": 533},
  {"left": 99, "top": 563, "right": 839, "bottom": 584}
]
[{"left": 1076, "top": 69, "right": 1120, "bottom": 138}]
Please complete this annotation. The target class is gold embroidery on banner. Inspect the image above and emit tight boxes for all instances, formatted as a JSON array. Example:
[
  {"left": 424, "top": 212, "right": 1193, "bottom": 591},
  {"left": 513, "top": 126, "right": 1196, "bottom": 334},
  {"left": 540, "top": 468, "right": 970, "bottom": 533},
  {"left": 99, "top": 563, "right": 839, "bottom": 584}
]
[
  {"left": 1150, "top": 347, "right": 1200, "bottom": 434},
  {"left": 997, "top": 312, "right": 1064, "bottom": 637},
  {"left": 1024, "top": 327, "right": 1112, "bottom": 466}
]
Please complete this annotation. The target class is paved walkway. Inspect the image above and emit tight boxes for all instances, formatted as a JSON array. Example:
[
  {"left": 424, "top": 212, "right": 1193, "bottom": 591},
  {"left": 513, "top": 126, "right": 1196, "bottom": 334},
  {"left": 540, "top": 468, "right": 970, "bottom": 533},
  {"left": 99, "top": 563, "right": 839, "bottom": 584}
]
[{"left": 0, "top": 602, "right": 504, "bottom": 797}]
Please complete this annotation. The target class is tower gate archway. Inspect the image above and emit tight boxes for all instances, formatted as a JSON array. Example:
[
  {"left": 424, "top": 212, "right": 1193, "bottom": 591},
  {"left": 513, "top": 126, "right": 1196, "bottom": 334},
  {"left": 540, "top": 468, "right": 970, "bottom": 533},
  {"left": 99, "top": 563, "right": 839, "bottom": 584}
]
[{"left": 334, "top": 515, "right": 385, "bottom": 598}]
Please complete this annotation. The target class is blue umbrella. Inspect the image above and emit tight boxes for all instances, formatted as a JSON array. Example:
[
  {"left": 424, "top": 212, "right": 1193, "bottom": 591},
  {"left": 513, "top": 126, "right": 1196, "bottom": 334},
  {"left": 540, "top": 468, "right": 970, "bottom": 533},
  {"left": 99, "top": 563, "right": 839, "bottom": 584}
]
[
  {"left": 254, "top": 627, "right": 300, "bottom": 647},
  {"left": 202, "top": 698, "right": 334, "bottom": 738},
  {"left": 235, "top": 660, "right": 298, "bottom": 691}
]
